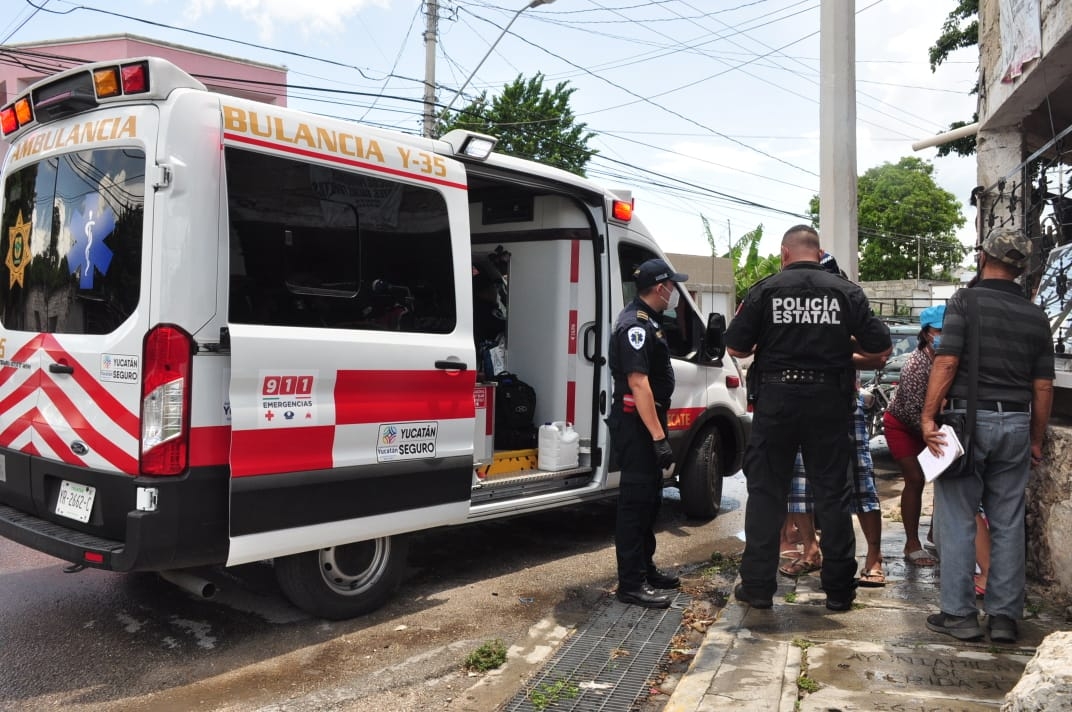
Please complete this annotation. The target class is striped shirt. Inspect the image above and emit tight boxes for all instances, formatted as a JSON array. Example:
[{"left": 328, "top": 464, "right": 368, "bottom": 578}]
[{"left": 936, "top": 281, "right": 1055, "bottom": 403}]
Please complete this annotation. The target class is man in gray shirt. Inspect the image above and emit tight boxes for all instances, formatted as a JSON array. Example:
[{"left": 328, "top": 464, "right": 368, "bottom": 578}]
[{"left": 921, "top": 227, "right": 1055, "bottom": 644}]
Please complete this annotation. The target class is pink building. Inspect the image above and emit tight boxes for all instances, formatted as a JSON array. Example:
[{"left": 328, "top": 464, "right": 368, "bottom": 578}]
[{"left": 1, "top": 33, "right": 287, "bottom": 156}]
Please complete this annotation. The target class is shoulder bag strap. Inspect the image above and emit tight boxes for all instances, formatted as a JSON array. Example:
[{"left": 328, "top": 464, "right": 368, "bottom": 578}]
[{"left": 963, "top": 289, "right": 979, "bottom": 439}]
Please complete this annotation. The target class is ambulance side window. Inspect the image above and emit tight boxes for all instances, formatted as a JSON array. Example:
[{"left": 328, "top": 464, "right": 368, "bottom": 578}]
[
  {"left": 616, "top": 244, "right": 697, "bottom": 359},
  {"left": 224, "top": 147, "right": 456, "bottom": 333}
]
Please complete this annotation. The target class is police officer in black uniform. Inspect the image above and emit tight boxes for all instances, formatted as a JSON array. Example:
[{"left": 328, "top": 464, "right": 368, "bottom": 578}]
[
  {"left": 608, "top": 258, "right": 687, "bottom": 609},
  {"left": 726, "top": 225, "right": 891, "bottom": 612}
]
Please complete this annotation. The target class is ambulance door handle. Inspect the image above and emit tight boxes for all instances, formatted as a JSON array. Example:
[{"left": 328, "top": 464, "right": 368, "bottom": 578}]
[
  {"left": 582, "top": 325, "right": 602, "bottom": 364},
  {"left": 49, "top": 362, "right": 75, "bottom": 374},
  {"left": 435, "top": 360, "right": 467, "bottom": 371}
]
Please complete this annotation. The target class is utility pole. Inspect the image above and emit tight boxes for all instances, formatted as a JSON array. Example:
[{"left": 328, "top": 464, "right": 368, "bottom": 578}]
[
  {"left": 916, "top": 235, "right": 921, "bottom": 281},
  {"left": 422, "top": 0, "right": 439, "bottom": 138},
  {"left": 819, "top": 0, "right": 858, "bottom": 281}
]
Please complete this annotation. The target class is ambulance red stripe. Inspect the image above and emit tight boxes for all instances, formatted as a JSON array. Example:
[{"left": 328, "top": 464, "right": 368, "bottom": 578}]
[
  {"left": 31, "top": 410, "right": 87, "bottom": 468},
  {"left": 190, "top": 426, "right": 231, "bottom": 467},
  {"left": 334, "top": 370, "right": 476, "bottom": 425},
  {"left": 0, "top": 373, "right": 42, "bottom": 424},
  {"left": 0, "top": 404, "right": 34, "bottom": 448},
  {"left": 0, "top": 333, "right": 44, "bottom": 388},
  {"left": 41, "top": 334, "right": 139, "bottom": 438},
  {"left": 230, "top": 425, "right": 335, "bottom": 477},
  {"left": 667, "top": 407, "right": 704, "bottom": 432},
  {"left": 38, "top": 377, "right": 138, "bottom": 472}
]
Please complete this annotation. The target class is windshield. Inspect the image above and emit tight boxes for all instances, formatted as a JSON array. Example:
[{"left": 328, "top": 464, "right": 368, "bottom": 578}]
[{"left": 0, "top": 148, "right": 144, "bottom": 334}]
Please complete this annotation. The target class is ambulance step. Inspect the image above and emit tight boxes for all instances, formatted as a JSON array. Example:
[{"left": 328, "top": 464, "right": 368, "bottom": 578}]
[{"left": 470, "top": 467, "right": 592, "bottom": 504}]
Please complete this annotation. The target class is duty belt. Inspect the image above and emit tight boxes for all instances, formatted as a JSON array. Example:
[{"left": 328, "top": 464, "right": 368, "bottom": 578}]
[
  {"left": 760, "top": 369, "right": 837, "bottom": 385},
  {"left": 946, "top": 398, "right": 1030, "bottom": 413}
]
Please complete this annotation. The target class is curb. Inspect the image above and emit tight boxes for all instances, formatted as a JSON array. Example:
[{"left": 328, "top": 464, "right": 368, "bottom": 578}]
[{"left": 665, "top": 577, "right": 802, "bottom": 712}]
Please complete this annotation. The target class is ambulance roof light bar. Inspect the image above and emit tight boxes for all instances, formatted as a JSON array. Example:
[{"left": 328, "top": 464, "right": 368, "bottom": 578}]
[{"left": 0, "top": 57, "right": 206, "bottom": 140}]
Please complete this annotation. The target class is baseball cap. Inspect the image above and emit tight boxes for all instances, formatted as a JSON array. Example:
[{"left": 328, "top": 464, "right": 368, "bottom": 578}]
[
  {"left": 919, "top": 304, "right": 945, "bottom": 330},
  {"left": 979, "top": 227, "right": 1031, "bottom": 269},
  {"left": 819, "top": 251, "right": 842, "bottom": 275},
  {"left": 634, "top": 258, "right": 688, "bottom": 291}
]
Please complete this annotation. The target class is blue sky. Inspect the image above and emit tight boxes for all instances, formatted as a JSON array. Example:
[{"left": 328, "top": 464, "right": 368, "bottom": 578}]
[{"left": 4, "top": 0, "right": 980, "bottom": 260}]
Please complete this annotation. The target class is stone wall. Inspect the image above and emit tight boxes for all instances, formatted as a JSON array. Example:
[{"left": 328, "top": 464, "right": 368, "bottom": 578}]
[{"left": 1027, "top": 422, "right": 1072, "bottom": 603}]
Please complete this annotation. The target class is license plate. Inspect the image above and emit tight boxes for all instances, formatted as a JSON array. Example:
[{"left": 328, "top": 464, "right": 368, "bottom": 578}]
[{"left": 56, "top": 480, "right": 96, "bottom": 523}]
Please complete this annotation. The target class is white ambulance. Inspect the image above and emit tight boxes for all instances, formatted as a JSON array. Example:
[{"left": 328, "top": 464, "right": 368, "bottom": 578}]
[{"left": 0, "top": 57, "right": 750, "bottom": 619}]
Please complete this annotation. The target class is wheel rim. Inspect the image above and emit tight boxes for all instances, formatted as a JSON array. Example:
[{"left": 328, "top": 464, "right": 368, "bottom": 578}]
[{"left": 316, "top": 538, "right": 390, "bottom": 597}]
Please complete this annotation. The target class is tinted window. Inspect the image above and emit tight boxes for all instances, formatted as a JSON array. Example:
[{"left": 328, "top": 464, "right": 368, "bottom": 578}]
[
  {"left": 0, "top": 149, "right": 145, "bottom": 334},
  {"left": 225, "top": 148, "right": 455, "bottom": 333},
  {"left": 617, "top": 243, "right": 698, "bottom": 359}
]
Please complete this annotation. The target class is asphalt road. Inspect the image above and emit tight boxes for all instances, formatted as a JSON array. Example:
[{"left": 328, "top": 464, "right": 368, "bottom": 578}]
[{"left": 0, "top": 475, "right": 750, "bottom": 712}]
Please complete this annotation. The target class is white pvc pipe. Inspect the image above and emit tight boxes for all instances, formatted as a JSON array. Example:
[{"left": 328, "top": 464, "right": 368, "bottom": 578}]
[{"left": 912, "top": 122, "right": 980, "bottom": 152}]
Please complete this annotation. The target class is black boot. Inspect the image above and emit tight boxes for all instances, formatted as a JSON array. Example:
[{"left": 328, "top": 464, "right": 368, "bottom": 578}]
[
  {"left": 617, "top": 583, "right": 671, "bottom": 609},
  {"left": 647, "top": 568, "right": 681, "bottom": 590}
]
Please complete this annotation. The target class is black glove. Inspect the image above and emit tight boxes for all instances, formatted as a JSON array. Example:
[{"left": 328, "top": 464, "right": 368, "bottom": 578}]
[{"left": 653, "top": 438, "right": 674, "bottom": 470}]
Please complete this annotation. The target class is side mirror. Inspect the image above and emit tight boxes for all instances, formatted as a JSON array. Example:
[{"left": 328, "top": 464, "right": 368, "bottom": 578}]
[{"left": 703, "top": 312, "right": 726, "bottom": 361}]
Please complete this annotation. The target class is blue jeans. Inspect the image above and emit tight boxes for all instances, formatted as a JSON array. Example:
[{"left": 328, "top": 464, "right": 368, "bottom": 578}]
[{"left": 933, "top": 409, "right": 1031, "bottom": 619}]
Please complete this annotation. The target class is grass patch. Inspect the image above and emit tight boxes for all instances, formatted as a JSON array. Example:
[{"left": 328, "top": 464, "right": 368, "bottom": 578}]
[
  {"left": 784, "top": 591, "right": 797, "bottom": 603},
  {"left": 797, "top": 674, "right": 820, "bottom": 693},
  {"left": 464, "top": 639, "right": 507, "bottom": 673},
  {"left": 528, "top": 678, "right": 579, "bottom": 710},
  {"left": 702, "top": 551, "right": 742, "bottom": 576}
]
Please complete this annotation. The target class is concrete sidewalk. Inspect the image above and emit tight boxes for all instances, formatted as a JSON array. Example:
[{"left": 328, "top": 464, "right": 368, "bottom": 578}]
[{"left": 665, "top": 471, "right": 1066, "bottom": 712}]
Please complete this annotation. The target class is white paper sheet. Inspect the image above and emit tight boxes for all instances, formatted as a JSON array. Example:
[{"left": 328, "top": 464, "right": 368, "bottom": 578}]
[{"left": 917, "top": 424, "right": 965, "bottom": 483}]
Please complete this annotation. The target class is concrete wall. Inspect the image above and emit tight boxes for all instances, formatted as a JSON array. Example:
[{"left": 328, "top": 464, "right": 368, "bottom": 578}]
[
  {"left": 1029, "top": 426, "right": 1072, "bottom": 599},
  {"left": 664, "top": 252, "right": 735, "bottom": 319},
  {"left": 859, "top": 279, "right": 950, "bottom": 318},
  {"left": 977, "top": 1, "right": 1072, "bottom": 608}
]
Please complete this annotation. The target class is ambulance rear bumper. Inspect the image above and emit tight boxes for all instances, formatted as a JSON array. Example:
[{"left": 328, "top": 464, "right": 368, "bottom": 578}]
[{"left": 0, "top": 448, "right": 229, "bottom": 571}]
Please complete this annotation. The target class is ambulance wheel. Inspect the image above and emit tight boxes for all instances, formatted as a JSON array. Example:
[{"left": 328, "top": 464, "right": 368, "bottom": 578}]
[
  {"left": 274, "top": 535, "right": 408, "bottom": 620},
  {"left": 678, "top": 428, "right": 723, "bottom": 519}
]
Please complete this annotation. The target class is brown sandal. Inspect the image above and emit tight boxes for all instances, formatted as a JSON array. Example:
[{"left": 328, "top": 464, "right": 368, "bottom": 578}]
[
  {"left": 858, "top": 567, "right": 886, "bottom": 587},
  {"left": 779, "top": 556, "right": 821, "bottom": 577}
]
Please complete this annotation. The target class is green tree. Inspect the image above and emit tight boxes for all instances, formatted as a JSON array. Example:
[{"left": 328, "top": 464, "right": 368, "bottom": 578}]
[
  {"left": 435, "top": 73, "right": 597, "bottom": 176},
  {"left": 703, "top": 217, "right": 779, "bottom": 302},
  {"left": 808, "top": 157, "right": 967, "bottom": 281},
  {"left": 928, "top": 0, "right": 979, "bottom": 157}
]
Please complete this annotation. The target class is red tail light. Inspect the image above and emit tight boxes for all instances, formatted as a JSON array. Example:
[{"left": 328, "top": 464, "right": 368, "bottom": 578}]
[{"left": 141, "top": 325, "right": 193, "bottom": 475}]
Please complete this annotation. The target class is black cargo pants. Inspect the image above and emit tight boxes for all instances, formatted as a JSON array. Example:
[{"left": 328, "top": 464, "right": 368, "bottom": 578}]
[{"left": 739, "top": 381, "right": 857, "bottom": 601}]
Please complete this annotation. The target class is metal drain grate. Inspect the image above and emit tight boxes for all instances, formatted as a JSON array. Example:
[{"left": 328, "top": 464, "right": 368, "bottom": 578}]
[{"left": 501, "top": 591, "right": 689, "bottom": 711}]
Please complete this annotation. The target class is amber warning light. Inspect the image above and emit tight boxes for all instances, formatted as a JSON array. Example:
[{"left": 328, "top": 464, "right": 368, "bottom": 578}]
[{"left": 612, "top": 199, "right": 634, "bottom": 222}]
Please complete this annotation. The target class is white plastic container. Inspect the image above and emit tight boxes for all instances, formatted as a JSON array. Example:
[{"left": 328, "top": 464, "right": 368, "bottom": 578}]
[{"left": 538, "top": 421, "right": 580, "bottom": 471}]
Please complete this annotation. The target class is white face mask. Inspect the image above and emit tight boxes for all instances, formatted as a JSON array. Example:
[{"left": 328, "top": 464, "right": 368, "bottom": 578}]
[{"left": 662, "top": 283, "right": 680, "bottom": 311}]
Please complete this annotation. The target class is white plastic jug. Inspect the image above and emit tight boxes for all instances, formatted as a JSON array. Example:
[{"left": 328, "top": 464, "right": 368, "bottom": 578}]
[{"left": 538, "top": 421, "right": 580, "bottom": 471}]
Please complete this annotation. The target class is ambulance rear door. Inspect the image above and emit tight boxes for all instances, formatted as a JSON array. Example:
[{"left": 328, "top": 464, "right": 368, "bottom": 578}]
[{"left": 220, "top": 116, "right": 477, "bottom": 565}]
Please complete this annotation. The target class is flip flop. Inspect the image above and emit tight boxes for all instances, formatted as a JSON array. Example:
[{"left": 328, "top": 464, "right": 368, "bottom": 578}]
[
  {"left": 779, "top": 557, "right": 821, "bottom": 577},
  {"left": 859, "top": 567, "right": 886, "bottom": 587},
  {"left": 905, "top": 548, "right": 937, "bottom": 566}
]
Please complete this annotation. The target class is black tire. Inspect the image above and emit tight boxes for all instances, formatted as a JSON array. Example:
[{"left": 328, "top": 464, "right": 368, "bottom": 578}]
[
  {"left": 678, "top": 428, "right": 724, "bottom": 519},
  {"left": 274, "top": 535, "right": 408, "bottom": 620}
]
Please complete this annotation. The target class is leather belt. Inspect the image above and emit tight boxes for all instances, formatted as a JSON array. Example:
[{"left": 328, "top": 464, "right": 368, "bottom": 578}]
[
  {"left": 760, "top": 369, "right": 835, "bottom": 385},
  {"left": 947, "top": 398, "right": 1029, "bottom": 413}
]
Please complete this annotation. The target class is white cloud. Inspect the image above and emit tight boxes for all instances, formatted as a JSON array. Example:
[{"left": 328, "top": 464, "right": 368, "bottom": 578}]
[{"left": 184, "top": 0, "right": 389, "bottom": 41}]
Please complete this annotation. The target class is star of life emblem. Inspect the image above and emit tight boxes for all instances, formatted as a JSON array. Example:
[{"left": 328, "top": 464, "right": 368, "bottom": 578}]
[{"left": 627, "top": 326, "right": 646, "bottom": 350}]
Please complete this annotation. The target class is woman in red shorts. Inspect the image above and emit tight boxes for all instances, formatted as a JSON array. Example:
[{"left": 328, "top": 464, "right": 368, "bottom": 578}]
[{"left": 883, "top": 304, "right": 944, "bottom": 566}]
